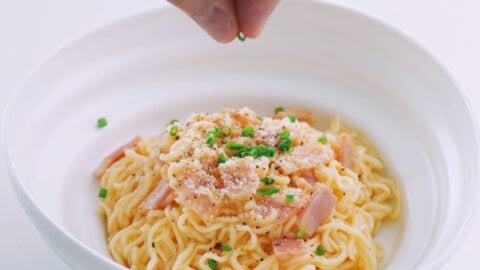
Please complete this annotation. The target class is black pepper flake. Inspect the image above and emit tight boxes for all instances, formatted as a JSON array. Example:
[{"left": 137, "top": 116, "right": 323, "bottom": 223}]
[
  {"left": 175, "top": 136, "right": 180, "bottom": 140},
  {"left": 301, "top": 141, "right": 304, "bottom": 146},
  {"left": 131, "top": 173, "right": 136, "bottom": 177},
  {"left": 242, "top": 222, "right": 247, "bottom": 225},
  {"left": 214, "top": 243, "right": 222, "bottom": 250},
  {"left": 256, "top": 226, "right": 260, "bottom": 229},
  {"left": 260, "top": 258, "right": 264, "bottom": 262}
]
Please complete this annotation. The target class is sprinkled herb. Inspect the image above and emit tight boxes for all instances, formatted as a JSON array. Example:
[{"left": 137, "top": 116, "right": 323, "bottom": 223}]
[
  {"left": 169, "top": 119, "right": 179, "bottom": 125},
  {"left": 257, "top": 116, "right": 263, "bottom": 122},
  {"left": 222, "top": 245, "right": 233, "bottom": 252},
  {"left": 242, "top": 126, "right": 255, "bottom": 137},
  {"left": 278, "top": 138, "right": 292, "bottom": 152},
  {"left": 261, "top": 177, "right": 275, "bottom": 185},
  {"left": 97, "top": 117, "right": 108, "bottom": 128},
  {"left": 257, "top": 187, "right": 280, "bottom": 196},
  {"left": 218, "top": 153, "right": 227, "bottom": 164},
  {"left": 279, "top": 130, "right": 290, "bottom": 140},
  {"left": 274, "top": 107, "right": 285, "bottom": 114},
  {"left": 208, "top": 259, "right": 218, "bottom": 270},
  {"left": 288, "top": 114, "right": 297, "bottom": 123},
  {"left": 315, "top": 245, "right": 325, "bottom": 256},
  {"left": 318, "top": 134, "right": 328, "bottom": 144},
  {"left": 285, "top": 194, "right": 294, "bottom": 203},
  {"left": 226, "top": 141, "right": 245, "bottom": 150},
  {"left": 169, "top": 125, "right": 179, "bottom": 136},
  {"left": 295, "top": 228, "right": 307, "bottom": 239},
  {"left": 206, "top": 128, "right": 221, "bottom": 146},
  {"left": 237, "top": 32, "right": 246, "bottom": 42},
  {"left": 98, "top": 187, "right": 108, "bottom": 198}
]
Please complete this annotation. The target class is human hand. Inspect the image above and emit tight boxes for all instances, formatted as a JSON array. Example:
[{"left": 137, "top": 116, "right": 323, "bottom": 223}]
[{"left": 168, "top": 0, "right": 280, "bottom": 43}]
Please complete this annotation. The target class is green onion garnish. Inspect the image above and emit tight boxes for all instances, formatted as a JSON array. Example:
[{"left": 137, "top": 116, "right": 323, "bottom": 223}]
[
  {"left": 237, "top": 32, "right": 246, "bottom": 42},
  {"left": 222, "top": 245, "right": 233, "bottom": 252},
  {"left": 318, "top": 134, "right": 328, "bottom": 144},
  {"left": 285, "top": 194, "right": 294, "bottom": 203},
  {"left": 279, "top": 130, "right": 290, "bottom": 140},
  {"left": 274, "top": 107, "right": 285, "bottom": 114},
  {"left": 288, "top": 114, "right": 297, "bottom": 123},
  {"left": 218, "top": 153, "right": 227, "bottom": 164},
  {"left": 97, "top": 117, "right": 108, "bottom": 128},
  {"left": 169, "top": 119, "right": 179, "bottom": 125},
  {"left": 98, "top": 187, "right": 108, "bottom": 198},
  {"left": 169, "top": 125, "right": 179, "bottom": 137},
  {"left": 226, "top": 141, "right": 245, "bottom": 150},
  {"left": 206, "top": 128, "right": 222, "bottom": 146},
  {"left": 261, "top": 177, "right": 275, "bottom": 185},
  {"left": 315, "top": 245, "right": 325, "bottom": 256},
  {"left": 257, "top": 116, "right": 263, "bottom": 122},
  {"left": 295, "top": 228, "right": 308, "bottom": 239},
  {"left": 242, "top": 126, "right": 255, "bottom": 137},
  {"left": 208, "top": 259, "right": 218, "bottom": 270},
  {"left": 278, "top": 138, "right": 292, "bottom": 152},
  {"left": 256, "top": 187, "right": 280, "bottom": 196}
]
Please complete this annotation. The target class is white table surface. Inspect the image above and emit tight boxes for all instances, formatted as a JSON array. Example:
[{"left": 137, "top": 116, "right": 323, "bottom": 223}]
[{"left": 1, "top": 0, "right": 479, "bottom": 269}]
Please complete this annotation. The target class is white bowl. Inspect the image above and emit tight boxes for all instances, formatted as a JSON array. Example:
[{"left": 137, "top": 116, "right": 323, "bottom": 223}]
[{"left": 3, "top": 1, "right": 479, "bottom": 269}]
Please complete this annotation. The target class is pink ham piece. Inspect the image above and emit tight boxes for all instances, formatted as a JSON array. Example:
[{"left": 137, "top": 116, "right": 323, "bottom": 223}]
[
  {"left": 273, "top": 238, "right": 308, "bottom": 261},
  {"left": 94, "top": 135, "right": 142, "bottom": 180},
  {"left": 338, "top": 133, "right": 354, "bottom": 169},
  {"left": 140, "top": 181, "right": 174, "bottom": 211},
  {"left": 298, "top": 185, "right": 336, "bottom": 236}
]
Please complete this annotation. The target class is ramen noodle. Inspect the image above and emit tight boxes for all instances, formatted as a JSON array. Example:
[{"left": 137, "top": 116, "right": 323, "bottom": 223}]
[{"left": 96, "top": 107, "right": 401, "bottom": 270}]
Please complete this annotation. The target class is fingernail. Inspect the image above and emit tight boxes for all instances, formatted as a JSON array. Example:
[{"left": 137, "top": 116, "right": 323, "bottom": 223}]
[{"left": 193, "top": 6, "right": 236, "bottom": 43}]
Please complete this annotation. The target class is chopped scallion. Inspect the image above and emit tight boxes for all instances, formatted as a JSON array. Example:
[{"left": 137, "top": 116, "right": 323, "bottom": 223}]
[
  {"left": 169, "top": 125, "right": 179, "bottom": 136},
  {"left": 242, "top": 126, "right": 255, "bottom": 137},
  {"left": 285, "top": 194, "right": 294, "bottom": 203},
  {"left": 318, "top": 134, "right": 328, "bottom": 144},
  {"left": 97, "top": 117, "right": 108, "bottom": 128},
  {"left": 279, "top": 130, "right": 290, "bottom": 140},
  {"left": 261, "top": 177, "right": 275, "bottom": 185},
  {"left": 98, "top": 187, "right": 108, "bottom": 198},
  {"left": 218, "top": 153, "right": 227, "bottom": 164},
  {"left": 288, "top": 114, "right": 297, "bottom": 123},
  {"left": 256, "top": 186, "right": 280, "bottom": 196},
  {"left": 208, "top": 259, "right": 218, "bottom": 270},
  {"left": 278, "top": 138, "right": 292, "bottom": 152},
  {"left": 226, "top": 141, "right": 244, "bottom": 150},
  {"left": 237, "top": 32, "right": 246, "bottom": 42},
  {"left": 222, "top": 245, "right": 233, "bottom": 252},
  {"left": 169, "top": 119, "right": 179, "bottom": 125},
  {"left": 274, "top": 107, "right": 285, "bottom": 114},
  {"left": 315, "top": 245, "right": 326, "bottom": 256}
]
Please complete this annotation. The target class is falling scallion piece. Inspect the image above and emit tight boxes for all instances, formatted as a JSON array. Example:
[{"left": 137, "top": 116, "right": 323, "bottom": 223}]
[
  {"left": 274, "top": 107, "right": 284, "bottom": 114},
  {"left": 288, "top": 114, "right": 297, "bottom": 123},
  {"left": 97, "top": 117, "right": 108, "bottom": 128},
  {"left": 237, "top": 32, "right": 247, "bottom": 42},
  {"left": 169, "top": 125, "right": 179, "bottom": 137}
]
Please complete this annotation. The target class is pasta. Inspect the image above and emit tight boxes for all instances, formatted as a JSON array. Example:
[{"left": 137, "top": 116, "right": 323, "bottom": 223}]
[{"left": 96, "top": 107, "right": 401, "bottom": 270}]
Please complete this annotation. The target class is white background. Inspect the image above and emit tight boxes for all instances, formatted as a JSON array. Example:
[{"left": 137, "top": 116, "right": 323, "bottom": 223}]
[{"left": 1, "top": 0, "right": 479, "bottom": 269}]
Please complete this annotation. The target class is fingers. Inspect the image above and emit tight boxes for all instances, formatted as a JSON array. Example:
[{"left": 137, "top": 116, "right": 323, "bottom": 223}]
[
  {"left": 235, "top": 0, "right": 280, "bottom": 38},
  {"left": 168, "top": 0, "right": 239, "bottom": 43}
]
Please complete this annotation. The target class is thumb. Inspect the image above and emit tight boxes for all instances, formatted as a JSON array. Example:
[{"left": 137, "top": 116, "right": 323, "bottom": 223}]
[{"left": 168, "top": 0, "right": 239, "bottom": 43}]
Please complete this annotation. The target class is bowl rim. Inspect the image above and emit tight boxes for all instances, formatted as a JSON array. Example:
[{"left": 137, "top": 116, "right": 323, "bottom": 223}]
[{"left": 3, "top": 0, "right": 479, "bottom": 269}]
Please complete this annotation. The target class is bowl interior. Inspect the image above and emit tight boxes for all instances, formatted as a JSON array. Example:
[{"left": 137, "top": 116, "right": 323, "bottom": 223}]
[{"left": 4, "top": 1, "right": 478, "bottom": 269}]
